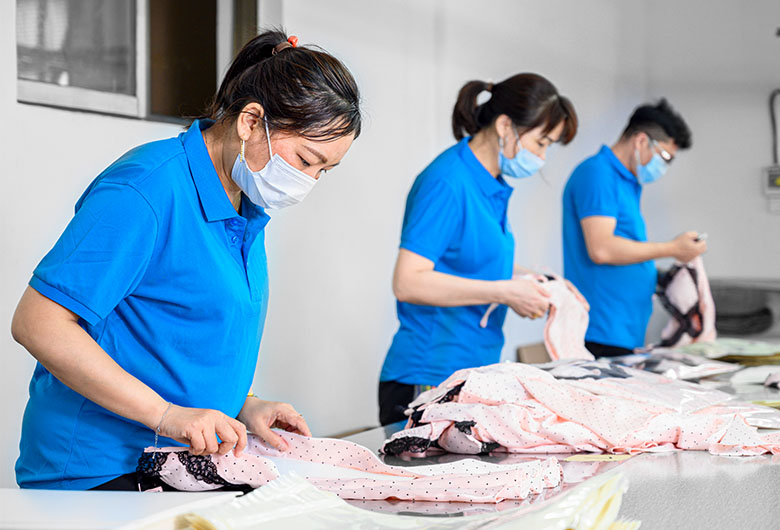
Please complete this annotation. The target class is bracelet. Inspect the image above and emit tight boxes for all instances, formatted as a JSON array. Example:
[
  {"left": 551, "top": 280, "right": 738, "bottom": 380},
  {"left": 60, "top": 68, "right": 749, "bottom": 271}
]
[
  {"left": 247, "top": 390, "right": 256, "bottom": 398},
  {"left": 153, "top": 402, "right": 173, "bottom": 451}
]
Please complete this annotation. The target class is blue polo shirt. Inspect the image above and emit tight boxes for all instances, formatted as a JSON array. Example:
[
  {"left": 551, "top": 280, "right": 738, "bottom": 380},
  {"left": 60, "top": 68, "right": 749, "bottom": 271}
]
[
  {"left": 16, "top": 120, "right": 270, "bottom": 490},
  {"left": 380, "top": 138, "right": 514, "bottom": 386},
  {"left": 562, "top": 145, "right": 657, "bottom": 350}
]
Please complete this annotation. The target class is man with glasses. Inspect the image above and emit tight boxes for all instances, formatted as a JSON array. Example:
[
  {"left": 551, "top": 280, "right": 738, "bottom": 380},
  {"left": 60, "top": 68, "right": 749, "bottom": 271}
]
[{"left": 562, "top": 99, "right": 706, "bottom": 358}]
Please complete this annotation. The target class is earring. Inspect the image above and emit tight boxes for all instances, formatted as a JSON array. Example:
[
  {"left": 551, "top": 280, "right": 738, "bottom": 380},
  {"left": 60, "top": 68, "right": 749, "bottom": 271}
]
[{"left": 240, "top": 139, "right": 246, "bottom": 162}]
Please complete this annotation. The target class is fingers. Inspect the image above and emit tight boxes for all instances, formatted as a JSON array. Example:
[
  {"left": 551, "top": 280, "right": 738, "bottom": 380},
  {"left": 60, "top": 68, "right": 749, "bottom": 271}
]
[
  {"left": 534, "top": 284, "right": 551, "bottom": 298},
  {"left": 188, "top": 430, "right": 207, "bottom": 455},
  {"left": 215, "top": 418, "right": 245, "bottom": 456},
  {"left": 281, "top": 409, "right": 311, "bottom": 437},
  {"left": 255, "top": 422, "right": 289, "bottom": 451},
  {"left": 231, "top": 418, "right": 248, "bottom": 457}
]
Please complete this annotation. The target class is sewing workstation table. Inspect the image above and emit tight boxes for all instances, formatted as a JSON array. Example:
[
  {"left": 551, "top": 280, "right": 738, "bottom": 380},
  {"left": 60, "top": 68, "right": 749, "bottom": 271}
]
[{"left": 2, "top": 381, "right": 779, "bottom": 529}]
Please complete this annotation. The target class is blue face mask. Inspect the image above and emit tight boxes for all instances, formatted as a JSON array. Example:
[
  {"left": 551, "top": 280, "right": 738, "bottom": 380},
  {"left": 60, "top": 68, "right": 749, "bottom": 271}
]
[
  {"left": 635, "top": 142, "right": 669, "bottom": 185},
  {"left": 498, "top": 130, "right": 545, "bottom": 179}
]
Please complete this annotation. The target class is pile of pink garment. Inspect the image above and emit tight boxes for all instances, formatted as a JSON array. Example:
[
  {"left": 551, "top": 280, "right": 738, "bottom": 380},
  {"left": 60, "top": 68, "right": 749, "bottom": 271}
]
[
  {"left": 381, "top": 360, "right": 780, "bottom": 458},
  {"left": 481, "top": 275, "right": 593, "bottom": 361},
  {"left": 138, "top": 431, "right": 562, "bottom": 503}
]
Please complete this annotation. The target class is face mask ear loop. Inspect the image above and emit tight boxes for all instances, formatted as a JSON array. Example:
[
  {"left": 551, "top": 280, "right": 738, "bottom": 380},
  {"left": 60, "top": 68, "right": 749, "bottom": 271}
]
[
  {"left": 497, "top": 135, "right": 505, "bottom": 171},
  {"left": 264, "top": 119, "right": 274, "bottom": 158}
]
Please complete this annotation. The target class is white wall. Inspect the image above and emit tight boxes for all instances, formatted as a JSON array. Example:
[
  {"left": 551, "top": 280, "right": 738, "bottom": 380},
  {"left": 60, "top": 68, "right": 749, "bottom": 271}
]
[
  {"left": 3, "top": 0, "right": 776, "bottom": 489},
  {"left": 639, "top": 0, "right": 780, "bottom": 280},
  {"left": 258, "top": 0, "right": 649, "bottom": 440}
]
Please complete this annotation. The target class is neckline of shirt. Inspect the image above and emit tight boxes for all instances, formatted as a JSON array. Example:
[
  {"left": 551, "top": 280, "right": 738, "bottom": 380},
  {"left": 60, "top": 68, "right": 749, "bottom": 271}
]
[
  {"left": 599, "top": 144, "right": 640, "bottom": 186},
  {"left": 458, "top": 137, "right": 513, "bottom": 198},
  {"left": 182, "top": 120, "right": 269, "bottom": 228}
]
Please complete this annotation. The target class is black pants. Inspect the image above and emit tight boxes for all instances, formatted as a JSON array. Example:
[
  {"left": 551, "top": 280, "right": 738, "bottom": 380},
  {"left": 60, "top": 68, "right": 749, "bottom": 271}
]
[
  {"left": 585, "top": 341, "right": 633, "bottom": 358},
  {"left": 378, "top": 381, "right": 418, "bottom": 426},
  {"left": 90, "top": 472, "right": 142, "bottom": 491},
  {"left": 91, "top": 472, "right": 183, "bottom": 491}
]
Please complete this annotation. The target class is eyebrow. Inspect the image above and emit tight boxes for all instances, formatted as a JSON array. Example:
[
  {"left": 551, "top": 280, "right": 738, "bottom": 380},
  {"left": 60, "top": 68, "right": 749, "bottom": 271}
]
[
  {"left": 543, "top": 135, "right": 557, "bottom": 143},
  {"left": 303, "top": 144, "right": 338, "bottom": 166}
]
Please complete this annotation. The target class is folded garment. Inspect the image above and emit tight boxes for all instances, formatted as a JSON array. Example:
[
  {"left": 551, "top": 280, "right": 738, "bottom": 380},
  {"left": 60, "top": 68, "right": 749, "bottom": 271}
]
[
  {"left": 138, "top": 432, "right": 562, "bottom": 503},
  {"left": 612, "top": 350, "right": 740, "bottom": 380},
  {"left": 382, "top": 361, "right": 780, "bottom": 458},
  {"left": 678, "top": 338, "right": 780, "bottom": 361},
  {"left": 481, "top": 275, "right": 593, "bottom": 361}
]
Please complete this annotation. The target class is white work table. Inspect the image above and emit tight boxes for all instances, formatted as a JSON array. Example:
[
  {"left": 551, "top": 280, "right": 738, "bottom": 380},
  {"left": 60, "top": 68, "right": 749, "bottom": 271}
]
[
  {"left": 3, "top": 382, "right": 779, "bottom": 529},
  {"left": 0, "top": 489, "right": 234, "bottom": 529},
  {"left": 346, "top": 422, "right": 780, "bottom": 529}
]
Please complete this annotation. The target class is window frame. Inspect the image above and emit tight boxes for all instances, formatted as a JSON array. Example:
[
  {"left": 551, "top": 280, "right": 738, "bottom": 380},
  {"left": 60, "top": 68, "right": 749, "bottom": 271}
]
[{"left": 15, "top": 0, "right": 278, "bottom": 121}]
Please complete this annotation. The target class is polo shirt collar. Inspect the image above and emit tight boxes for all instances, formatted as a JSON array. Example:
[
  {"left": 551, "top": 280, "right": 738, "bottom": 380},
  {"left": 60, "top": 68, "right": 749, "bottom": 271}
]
[
  {"left": 181, "top": 119, "right": 243, "bottom": 222},
  {"left": 600, "top": 144, "right": 640, "bottom": 186},
  {"left": 458, "top": 137, "right": 513, "bottom": 198}
]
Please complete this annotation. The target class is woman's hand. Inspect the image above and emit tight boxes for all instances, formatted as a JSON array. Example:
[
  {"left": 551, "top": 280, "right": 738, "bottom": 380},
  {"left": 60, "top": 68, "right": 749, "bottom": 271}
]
[
  {"left": 237, "top": 398, "right": 311, "bottom": 451},
  {"left": 156, "top": 404, "right": 248, "bottom": 457},
  {"left": 497, "top": 277, "right": 551, "bottom": 319},
  {"left": 563, "top": 279, "right": 590, "bottom": 311}
]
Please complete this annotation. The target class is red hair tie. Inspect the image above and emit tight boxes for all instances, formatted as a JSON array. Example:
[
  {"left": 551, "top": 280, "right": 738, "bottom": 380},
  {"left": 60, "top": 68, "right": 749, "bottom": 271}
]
[{"left": 273, "top": 36, "right": 299, "bottom": 55}]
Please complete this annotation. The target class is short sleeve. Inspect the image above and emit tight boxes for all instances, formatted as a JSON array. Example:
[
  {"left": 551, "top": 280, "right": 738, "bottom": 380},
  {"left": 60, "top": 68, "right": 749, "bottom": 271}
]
[
  {"left": 399, "top": 176, "right": 462, "bottom": 265},
  {"left": 30, "top": 182, "right": 158, "bottom": 325},
  {"left": 570, "top": 165, "right": 619, "bottom": 220}
]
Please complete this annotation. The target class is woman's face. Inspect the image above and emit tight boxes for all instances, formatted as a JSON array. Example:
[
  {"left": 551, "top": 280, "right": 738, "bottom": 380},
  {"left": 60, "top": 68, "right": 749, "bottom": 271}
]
[
  {"left": 498, "top": 115, "right": 565, "bottom": 161},
  {"left": 237, "top": 104, "right": 355, "bottom": 181}
]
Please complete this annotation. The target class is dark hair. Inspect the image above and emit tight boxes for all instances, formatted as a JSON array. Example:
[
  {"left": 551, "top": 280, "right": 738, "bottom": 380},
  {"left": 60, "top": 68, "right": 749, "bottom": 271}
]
[
  {"left": 200, "top": 28, "right": 361, "bottom": 141},
  {"left": 621, "top": 98, "right": 691, "bottom": 149},
  {"left": 451, "top": 73, "right": 577, "bottom": 144}
]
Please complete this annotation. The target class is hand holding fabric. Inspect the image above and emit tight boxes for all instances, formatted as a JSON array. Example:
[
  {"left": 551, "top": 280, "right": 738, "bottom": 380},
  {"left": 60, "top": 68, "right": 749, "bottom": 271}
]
[
  {"left": 238, "top": 398, "right": 311, "bottom": 451},
  {"left": 670, "top": 231, "right": 707, "bottom": 263},
  {"left": 157, "top": 404, "right": 248, "bottom": 457},
  {"left": 499, "top": 277, "right": 551, "bottom": 319}
]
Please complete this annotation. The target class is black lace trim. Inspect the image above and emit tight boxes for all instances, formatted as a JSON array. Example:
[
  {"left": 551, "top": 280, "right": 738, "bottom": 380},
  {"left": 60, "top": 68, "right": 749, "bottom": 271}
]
[
  {"left": 382, "top": 436, "right": 441, "bottom": 456},
  {"left": 176, "top": 452, "right": 232, "bottom": 487},
  {"left": 454, "top": 420, "right": 476, "bottom": 435},
  {"left": 137, "top": 451, "right": 167, "bottom": 476},
  {"left": 136, "top": 451, "right": 254, "bottom": 493},
  {"left": 438, "top": 382, "right": 465, "bottom": 404},
  {"left": 136, "top": 452, "right": 170, "bottom": 492},
  {"left": 480, "top": 442, "right": 501, "bottom": 454},
  {"left": 408, "top": 382, "right": 466, "bottom": 428}
]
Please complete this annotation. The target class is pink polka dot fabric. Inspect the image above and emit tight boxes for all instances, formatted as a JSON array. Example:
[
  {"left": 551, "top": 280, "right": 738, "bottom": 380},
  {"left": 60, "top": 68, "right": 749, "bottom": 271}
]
[
  {"left": 480, "top": 276, "right": 593, "bottom": 361},
  {"left": 383, "top": 361, "right": 780, "bottom": 457},
  {"left": 141, "top": 432, "right": 563, "bottom": 502}
]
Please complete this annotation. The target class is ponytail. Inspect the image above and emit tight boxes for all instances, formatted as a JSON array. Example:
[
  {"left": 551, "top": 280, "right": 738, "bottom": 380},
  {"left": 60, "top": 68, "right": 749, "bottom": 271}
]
[{"left": 452, "top": 80, "right": 494, "bottom": 140}]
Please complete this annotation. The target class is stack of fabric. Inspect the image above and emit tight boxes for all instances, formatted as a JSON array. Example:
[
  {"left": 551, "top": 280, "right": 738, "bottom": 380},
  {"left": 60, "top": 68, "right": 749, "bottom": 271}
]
[{"left": 381, "top": 360, "right": 780, "bottom": 458}]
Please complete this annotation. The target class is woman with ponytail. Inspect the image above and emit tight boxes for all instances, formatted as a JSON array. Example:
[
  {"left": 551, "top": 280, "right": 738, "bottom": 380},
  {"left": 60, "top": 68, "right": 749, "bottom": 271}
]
[
  {"left": 13, "top": 29, "right": 361, "bottom": 490},
  {"left": 379, "top": 73, "right": 581, "bottom": 425}
]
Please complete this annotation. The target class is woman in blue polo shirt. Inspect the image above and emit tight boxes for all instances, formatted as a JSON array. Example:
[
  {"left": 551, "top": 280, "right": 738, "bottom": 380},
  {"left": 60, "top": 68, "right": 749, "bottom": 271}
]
[
  {"left": 379, "top": 74, "right": 581, "bottom": 425},
  {"left": 11, "top": 30, "right": 361, "bottom": 490}
]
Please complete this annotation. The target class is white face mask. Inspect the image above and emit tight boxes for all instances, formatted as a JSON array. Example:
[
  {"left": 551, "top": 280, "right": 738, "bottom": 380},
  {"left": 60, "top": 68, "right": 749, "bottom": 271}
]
[{"left": 231, "top": 119, "right": 318, "bottom": 209}]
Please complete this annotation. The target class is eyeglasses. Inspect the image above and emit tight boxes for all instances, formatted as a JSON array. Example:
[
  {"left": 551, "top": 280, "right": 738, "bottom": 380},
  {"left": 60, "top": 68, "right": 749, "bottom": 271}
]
[{"left": 650, "top": 139, "right": 674, "bottom": 164}]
